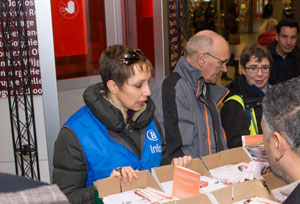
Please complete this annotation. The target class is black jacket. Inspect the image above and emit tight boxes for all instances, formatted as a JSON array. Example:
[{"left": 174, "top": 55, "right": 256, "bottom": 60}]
[
  {"left": 52, "top": 83, "right": 170, "bottom": 204},
  {"left": 268, "top": 41, "right": 300, "bottom": 85},
  {"left": 284, "top": 183, "right": 300, "bottom": 203},
  {"left": 221, "top": 75, "right": 265, "bottom": 148}
]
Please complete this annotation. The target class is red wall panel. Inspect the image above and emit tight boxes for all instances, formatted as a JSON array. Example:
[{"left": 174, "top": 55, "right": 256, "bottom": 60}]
[{"left": 51, "top": 0, "right": 88, "bottom": 57}]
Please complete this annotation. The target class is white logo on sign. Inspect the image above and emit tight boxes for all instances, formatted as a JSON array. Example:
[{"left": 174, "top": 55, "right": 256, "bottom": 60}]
[
  {"left": 59, "top": 0, "right": 79, "bottom": 20},
  {"left": 147, "top": 129, "right": 158, "bottom": 141},
  {"left": 65, "top": 0, "right": 75, "bottom": 14}
]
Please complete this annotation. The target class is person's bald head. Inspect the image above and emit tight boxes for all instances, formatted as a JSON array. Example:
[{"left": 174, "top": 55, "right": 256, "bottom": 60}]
[
  {"left": 185, "top": 30, "right": 230, "bottom": 84},
  {"left": 186, "top": 30, "right": 228, "bottom": 59}
]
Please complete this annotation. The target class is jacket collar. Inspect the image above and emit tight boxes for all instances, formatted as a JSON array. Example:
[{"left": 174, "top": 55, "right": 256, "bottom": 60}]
[
  {"left": 227, "top": 75, "right": 267, "bottom": 99},
  {"left": 174, "top": 57, "right": 229, "bottom": 104},
  {"left": 269, "top": 40, "right": 298, "bottom": 58},
  {"left": 83, "top": 83, "right": 155, "bottom": 132},
  {"left": 174, "top": 56, "right": 203, "bottom": 89}
]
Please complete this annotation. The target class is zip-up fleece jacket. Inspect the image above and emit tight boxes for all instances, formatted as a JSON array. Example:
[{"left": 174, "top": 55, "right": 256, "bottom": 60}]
[
  {"left": 151, "top": 56, "right": 228, "bottom": 159},
  {"left": 53, "top": 83, "right": 168, "bottom": 204}
]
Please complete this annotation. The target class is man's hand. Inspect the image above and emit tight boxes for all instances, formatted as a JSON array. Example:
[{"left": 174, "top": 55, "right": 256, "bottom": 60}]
[
  {"left": 171, "top": 155, "right": 192, "bottom": 167},
  {"left": 110, "top": 166, "right": 139, "bottom": 182}
]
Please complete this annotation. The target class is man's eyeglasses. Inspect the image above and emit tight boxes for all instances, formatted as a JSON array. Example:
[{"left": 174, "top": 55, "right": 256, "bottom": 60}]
[
  {"left": 244, "top": 65, "right": 270, "bottom": 73},
  {"left": 205, "top": 52, "right": 228, "bottom": 66},
  {"left": 121, "top": 49, "right": 144, "bottom": 65}
]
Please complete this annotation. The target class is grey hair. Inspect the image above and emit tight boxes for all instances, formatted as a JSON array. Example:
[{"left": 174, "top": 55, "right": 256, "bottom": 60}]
[
  {"left": 186, "top": 34, "right": 214, "bottom": 58},
  {"left": 262, "top": 76, "right": 300, "bottom": 150}
]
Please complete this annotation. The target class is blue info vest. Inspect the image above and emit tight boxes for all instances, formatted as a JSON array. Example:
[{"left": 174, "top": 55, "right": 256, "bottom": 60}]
[{"left": 65, "top": 106, "right": 162, "bottom": 186}]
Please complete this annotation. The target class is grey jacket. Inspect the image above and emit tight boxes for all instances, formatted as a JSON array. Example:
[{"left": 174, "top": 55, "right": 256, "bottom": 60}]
[{"left": 151, "top": 57, "right": 228, "bottom": 159}]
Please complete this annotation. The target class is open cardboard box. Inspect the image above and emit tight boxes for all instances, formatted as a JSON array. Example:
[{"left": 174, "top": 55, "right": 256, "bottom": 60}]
[
  {"left": 94, "top": 170, "right": 160, "bottom": 203},
  {"left": 262, "top": 172, "right": 287, "bottom": 190},
  {"left": 202, "top": 146, "right": 252, "bottom": 170},
  {"left": 171, "top": 184, "right": 232, "bottom": 204},
  {"left": 151, "top": 158, "right": 210, "bottom": 185},
  {"left": 232, "top": 179, "right": 274, "bottom": 202},
  {"left": 151, "top": 158, "right": 214, "bottom": 200},
  {"left": 166, "top": 179, "right": 274, "bottom": 204}
]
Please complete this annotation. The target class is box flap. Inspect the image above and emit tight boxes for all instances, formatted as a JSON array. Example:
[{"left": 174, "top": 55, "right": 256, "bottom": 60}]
[
  {"left": 94, "top": 170, "right": 160, "bottom": 197},
  {"left": 174, "top": 194, "right": 214, "bottom": 204},
  {"left": 94, "top": 176, "right": 120, "bottom": 197},
  {"left": 174, "top": 184, "right": 232, "bottom": 204},
  {"left": 202, "top": 147, "right": 252, "bottom": 170},
  {"left": 263, "top": 172, "right": 287, "bottom": 190},
  {"left": 207, "top": 185, "right": 232, "bottom": 204},
  {"left": 122, "top": 170, "right": 160, "bottom": 192},
  {"left": 152, "top": 163, "right": 174, "bottom": 183},
  {"left": 233, "top": 179, "right": 273, "bottom": 202},
  {"left": 187, "top": 158, "right": 211, "bottom": 177},
  {"left": 151, "top": 158, "right": 210, "bottom": 184}
]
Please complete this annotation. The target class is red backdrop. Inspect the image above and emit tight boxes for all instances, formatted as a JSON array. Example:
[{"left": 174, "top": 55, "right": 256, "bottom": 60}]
[{"left": 51, "top": 0, "right": 88, "bottom": 57}]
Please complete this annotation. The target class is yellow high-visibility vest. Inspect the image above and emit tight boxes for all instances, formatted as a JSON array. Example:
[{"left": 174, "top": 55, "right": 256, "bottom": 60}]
[{"left": 224, "top": 95, "right": 258, "bottom": 135}]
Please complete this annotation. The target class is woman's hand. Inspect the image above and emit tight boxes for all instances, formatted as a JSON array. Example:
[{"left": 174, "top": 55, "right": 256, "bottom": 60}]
[
  {"left": 110, "top": 166, "right": 139, "bottom": 182},
  {"left": 171, "top": 155, "right": 192, "bottom": 167}
]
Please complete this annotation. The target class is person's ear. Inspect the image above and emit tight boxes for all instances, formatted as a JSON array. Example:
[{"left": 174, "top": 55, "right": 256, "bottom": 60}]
[
  {"left": 273, "top": 131, "right": 288, "bottom": 161},
  {"left": 107, "top": 80, "right": 119, "bottom": 94},
  {"left": 241, "top": 66, "right": 246, "bottom": 75},
  {"left": 197, "top": 52, "right": 206, "bottom": 66},
  {"left": 276, "top": 33, "right": 279, "bottom": 41}
]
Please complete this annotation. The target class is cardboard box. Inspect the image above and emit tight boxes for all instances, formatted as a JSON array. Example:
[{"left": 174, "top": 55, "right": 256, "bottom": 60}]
[
  {"left": 202, "top": 147, "right": 252, "bottom": 170},
  {"left": 173, "top": 184, "right": 232, "bottom": 204},
  {"left": 94, "top": 170, "right": 160, "bottom": 203},
  {"left": 263, "top": 172, "right": 287, "bottom": 190},
  {"left": 151, "top": 158, "right": 210, "bottom": 184},
  {"left": 167, "top": 180, "right": 273, "bottom": 204},
  {"left": 232, "top": 179, "right": 274, "bottom": 203},
  {"left": 151, "top": 158, "right": 213, "bottom": 200}
]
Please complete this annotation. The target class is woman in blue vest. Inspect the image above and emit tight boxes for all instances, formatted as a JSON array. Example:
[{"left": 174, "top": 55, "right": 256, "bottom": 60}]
[
  {"left": 221, "top": 45, "right": 272, "bottom": 148},
  {"left": 52, "top": 45, "right": 191, "bottom": 203}
]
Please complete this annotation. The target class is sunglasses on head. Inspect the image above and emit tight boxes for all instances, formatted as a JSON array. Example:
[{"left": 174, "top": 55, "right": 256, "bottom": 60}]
[{"left": 121, "top": 49, "right": 144, "bottom": 65}]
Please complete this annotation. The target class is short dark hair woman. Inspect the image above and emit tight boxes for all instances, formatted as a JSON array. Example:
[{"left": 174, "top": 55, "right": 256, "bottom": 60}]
[
  {"left": 52, "top": 45, "right": 191, "bottom": 203},
  {"left": 221, "top": 44, "right": 272, "bottom": 148}
]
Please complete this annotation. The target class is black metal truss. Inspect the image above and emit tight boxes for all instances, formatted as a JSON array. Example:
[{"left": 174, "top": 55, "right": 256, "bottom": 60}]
[
  {"left": 0, "top": 0, "right": 40, "bottom": 180},
  {"left": 167, "top": 0, "right": 190, "bottom": 71}
]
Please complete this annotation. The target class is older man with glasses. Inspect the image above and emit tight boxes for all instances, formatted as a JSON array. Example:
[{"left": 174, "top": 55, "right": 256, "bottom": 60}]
[
  {"left": 221, "top": 44, "right": 272, "bottom": 148},
  {"left": 152, "top": 30, "right": 230, "bottom": 159}
]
